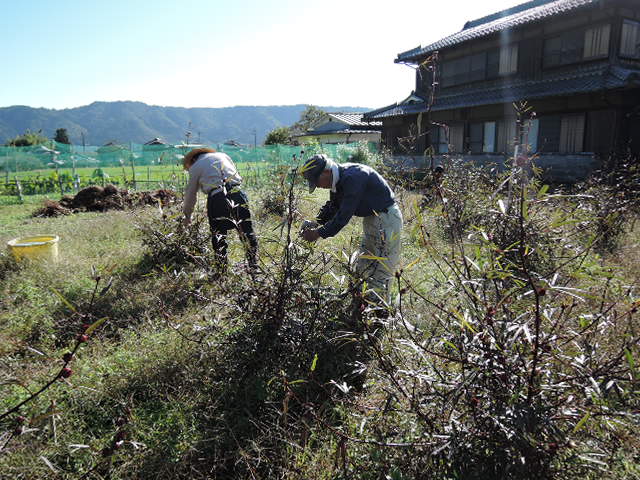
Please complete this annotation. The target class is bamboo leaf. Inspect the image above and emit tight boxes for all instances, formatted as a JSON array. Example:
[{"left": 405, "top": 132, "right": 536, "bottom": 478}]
[
  {"left": 573, "top": 412, "right": 591, "bottom": 433},
  {"left": 360, "top": 254, "right": 387, "bottom": 262},
  {"left": 404, "top": 257, "right": 422, "bottom": 271},
  {"left": 85, "top": 317, "right": 108, "bottom": 336},
  {"left": 537, "top": 184, "right": 549, "bottom": 198},
  {"left": 39, "top": 456, "right": 58, "bottom": 473},
  {"left": 625, "top": 349, "right": 637, "bottom": 380},
  {"left": 50, "top": 288, "right": 76, "bottom": 313}
]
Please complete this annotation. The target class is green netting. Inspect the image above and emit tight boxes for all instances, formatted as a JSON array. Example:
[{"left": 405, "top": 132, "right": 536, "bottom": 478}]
[{"left": 0, "top": 141, "right": 376, "bottom": 196}]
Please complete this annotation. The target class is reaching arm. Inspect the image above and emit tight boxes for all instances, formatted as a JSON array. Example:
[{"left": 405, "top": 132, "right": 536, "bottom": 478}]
[
  {"left": 317, "top": 176, "right": 365, "bottom": 238},
  {"left": 316, "top": 193, "right": 338, "bottom": 225},
  {"left": 182, "top": 168, "right": 200, "bottom": 219}
]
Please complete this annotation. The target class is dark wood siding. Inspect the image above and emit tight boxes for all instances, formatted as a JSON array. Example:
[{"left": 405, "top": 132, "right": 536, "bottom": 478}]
[{"left": 585, "top": 110, "right": 617, "bottom": 155}]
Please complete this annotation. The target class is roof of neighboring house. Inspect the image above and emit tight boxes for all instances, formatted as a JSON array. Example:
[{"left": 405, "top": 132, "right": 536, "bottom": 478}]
[
  {"left": 326, "top": 112, "right": 382, "bottom": 127},
  {"left": 143, "top": 137, "right": 167, "bottom": 145},
  {"left": 294, "top": 129, "right": 382, "bottom": 138},
  {"left": 365, "top": 64, "right": 640, "bottom": 119},
  {"left": 97, "top": 141, "right": 126, "bottom": 152},
  {"left": 396, "top": 0, "right": 599, "bottom": 63}
]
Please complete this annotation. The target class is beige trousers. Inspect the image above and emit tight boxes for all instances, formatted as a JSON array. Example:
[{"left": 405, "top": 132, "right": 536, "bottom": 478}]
[{"left": 355, "top": 203, "right": 403, "bottom": 302}]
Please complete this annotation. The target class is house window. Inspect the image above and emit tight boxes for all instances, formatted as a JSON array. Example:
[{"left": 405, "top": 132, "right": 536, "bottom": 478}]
[
  {"left": 483, "top": 121, "right": 496, "bottom": 153},
  {"left": 499, "top": 44, "right": 519, "bottom": 75},
  {"left": 523, "top": 118, "right": 539, "bottom": 153},
  {"left": 621, "top": 20, "right": 640, "bottom": 58},
  {"left": 537, "top": 115, "right": 585, "bottom": 153},
  {"left": 469, "top": 53, "right": 486, "bottom": 82},
  {"left": 441, "top": 57, "right": 469, "bottom": 87},
  {"left": 434, "top": 125, "right": 449, "bottom": 153},
  {"left": 538, "top": 116, "right": 562, "bottom": 152},
  {"left": 544, "top": 29, "right": 584, "bottom": 67},
  {"left": 496, "top": 119, "right": 517, "bottom": 154},
  {"left": 487, "top": 50, "right": 500, "bottom": 78},
  {"left": 450, "top": 124, "right": 465, "bottom": 153},
  {"left": 584, "top": 24, "right": 611, "bottom": 58},
  {"left": 560, "top": 114, "right": 585, "bottom": 153},
  {"left": 468, "top": 123, "right": 484, "bottom": 153}
]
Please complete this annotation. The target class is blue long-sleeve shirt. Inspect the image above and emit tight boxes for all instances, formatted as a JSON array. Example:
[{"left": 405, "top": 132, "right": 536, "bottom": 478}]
[{"left": 316, "top": 163, "right": 395, "bottom": 238}]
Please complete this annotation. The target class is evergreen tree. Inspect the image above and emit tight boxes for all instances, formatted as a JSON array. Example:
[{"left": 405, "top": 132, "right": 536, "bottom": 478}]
[
  {"left": 291, "top": 106, "right": 329, "bottom": 134},
  {"left": 54, "top": 128, "right": 71, "bottom": 144}
]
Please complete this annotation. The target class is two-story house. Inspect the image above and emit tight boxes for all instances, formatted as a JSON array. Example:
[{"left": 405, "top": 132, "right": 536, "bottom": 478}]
[{"left": 364, "top": 0, "right": 640, "bottom": 182}]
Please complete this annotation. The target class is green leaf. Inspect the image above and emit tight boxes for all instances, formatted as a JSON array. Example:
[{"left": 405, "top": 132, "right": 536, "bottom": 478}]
[
  {"left": 310, "top": 353, "right": 318, "bottom": 372},
  {"left": 50, "top": 288, "right": 76, "bottom": 313},
  {"left": 538, "top": 184, "right": 549, "bottom": 198},
  {"left": 573, "top": 412, "right": 591, "bottom": 433},
  {"left": 85, "top": 317, "right": 108, "bottom": 336},
  {"left": 444, "top": 341, "right": 458, "bottom": 351},
  {"left": 625, "top": 349, "right": 637, "bottom": 380}
]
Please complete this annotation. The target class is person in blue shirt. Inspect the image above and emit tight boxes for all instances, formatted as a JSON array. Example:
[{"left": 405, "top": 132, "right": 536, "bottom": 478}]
[{"left": 301, "top": 154, "right": 403, "bottom": 303}]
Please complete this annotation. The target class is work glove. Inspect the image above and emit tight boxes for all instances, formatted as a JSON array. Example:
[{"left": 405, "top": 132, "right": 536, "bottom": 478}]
[{"left": 299, "top": 219, "right": 319, "bottom": 235}]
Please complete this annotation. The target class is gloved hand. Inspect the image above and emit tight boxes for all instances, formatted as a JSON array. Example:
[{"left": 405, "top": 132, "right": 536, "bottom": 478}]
[{"left": 299, "top": 219, "right": 319, "bottom": 234}]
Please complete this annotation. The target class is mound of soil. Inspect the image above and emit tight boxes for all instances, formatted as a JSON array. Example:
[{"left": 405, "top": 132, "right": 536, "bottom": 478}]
[{"left": 33, "top": 184, "right": 177, "bottom": 217}]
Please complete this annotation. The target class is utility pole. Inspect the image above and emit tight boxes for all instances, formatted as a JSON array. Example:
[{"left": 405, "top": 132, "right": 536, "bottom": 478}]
[
  {"left": 252, "top": 129, "right": 257, "bottom": 149},
  {"left": 185, "top": 121, "right": 193, "bottom": 145}
]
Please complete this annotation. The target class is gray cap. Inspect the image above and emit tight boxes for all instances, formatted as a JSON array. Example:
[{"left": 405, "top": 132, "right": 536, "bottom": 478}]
[{"left": 302, "top": 154, "right": 328, "bottom": 193}]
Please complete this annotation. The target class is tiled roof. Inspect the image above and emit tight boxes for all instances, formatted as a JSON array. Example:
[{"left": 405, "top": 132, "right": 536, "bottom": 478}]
[
  {"left": 364, "top": 103, "right": 429, "bottom": 120},
  {"left": 144, "top": 137, "right": 167, "bottom": 145},
  {"left": 396, "top": 0, "right": 598, "bottom": 63},
  {"left": 294, "top": 129, "right": 381, "bottom": 137},
  {"left": 365, "top": 65, "right": 640, "bottom": 119},
  {"left": 327, "top": 112, "right": 382, "bottom": 127}
]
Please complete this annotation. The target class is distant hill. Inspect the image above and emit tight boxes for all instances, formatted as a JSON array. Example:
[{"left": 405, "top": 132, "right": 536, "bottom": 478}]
[{"left": 0, "top": 101, "right": 369, "bottom": 146}]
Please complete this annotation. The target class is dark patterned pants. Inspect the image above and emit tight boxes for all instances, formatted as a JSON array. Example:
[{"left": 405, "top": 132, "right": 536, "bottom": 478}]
[{"left": 206, "top": 189, "right": 258, "bottom": 269}]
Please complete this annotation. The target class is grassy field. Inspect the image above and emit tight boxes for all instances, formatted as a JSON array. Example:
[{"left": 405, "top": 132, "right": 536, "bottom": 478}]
[{"left": 1, "top": 164, "right": 639, "bottom": 479}]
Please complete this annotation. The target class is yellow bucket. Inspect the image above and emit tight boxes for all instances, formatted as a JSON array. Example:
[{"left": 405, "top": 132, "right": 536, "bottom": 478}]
[{"left": 7, "top": 235, "right": 60, "bottom": 263}]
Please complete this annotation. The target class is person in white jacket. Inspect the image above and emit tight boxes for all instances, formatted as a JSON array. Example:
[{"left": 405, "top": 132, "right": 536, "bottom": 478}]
[{"left": 182, "top": 147, "right": 257, "bottom": 270}]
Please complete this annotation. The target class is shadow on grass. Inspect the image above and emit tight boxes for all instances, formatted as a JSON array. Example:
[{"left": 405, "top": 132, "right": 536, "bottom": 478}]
[{"left": 126, "top": 293, "right": 369, "bottom": 479}]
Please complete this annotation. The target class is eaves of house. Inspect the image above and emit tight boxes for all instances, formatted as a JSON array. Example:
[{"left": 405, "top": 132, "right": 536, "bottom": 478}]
[
  {"left": 396, "top": 0, "right": 601, "bottom": 64},
  {"left": 366, "top": 64, "right": 640, "bottom": 120}
]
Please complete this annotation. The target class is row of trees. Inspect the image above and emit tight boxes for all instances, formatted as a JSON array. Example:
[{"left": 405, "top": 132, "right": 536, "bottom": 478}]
[{"left": 4, "top": 128, "right": 70, "bottom": 147}]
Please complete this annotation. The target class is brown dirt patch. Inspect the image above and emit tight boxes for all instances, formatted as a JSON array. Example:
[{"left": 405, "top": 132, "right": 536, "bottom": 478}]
[{"left": 33, "top": 184, "right": 178, "bottom": 217}]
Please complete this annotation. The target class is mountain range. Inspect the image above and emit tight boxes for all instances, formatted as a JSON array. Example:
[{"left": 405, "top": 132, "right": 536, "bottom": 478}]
[{"left": 0, "top": 101, "right": 368, "bottom": 146}]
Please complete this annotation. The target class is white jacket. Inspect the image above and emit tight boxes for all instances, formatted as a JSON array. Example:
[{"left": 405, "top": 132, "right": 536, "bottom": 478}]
[{"left": 183, "top": 152, "right": 243, "bottom": 217}]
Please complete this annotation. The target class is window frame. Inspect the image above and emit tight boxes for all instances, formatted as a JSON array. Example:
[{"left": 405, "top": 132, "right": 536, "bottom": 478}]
[
  {"left": 583, "top": 23, "right": 611, "bottom": 60},
  {"left": 620, "top": 18, "right": 640, "bottom": 59},
  {"left": 440, "top": 43, "right": 519, "bottom": 87},
  {"left": 542, "top": 22, "right": 612, "bottom": 69}
]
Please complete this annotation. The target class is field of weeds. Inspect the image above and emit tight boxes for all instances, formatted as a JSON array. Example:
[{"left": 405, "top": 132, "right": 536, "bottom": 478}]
[{"left": 0, "top": 159, "right": 639, "bottom": 479}]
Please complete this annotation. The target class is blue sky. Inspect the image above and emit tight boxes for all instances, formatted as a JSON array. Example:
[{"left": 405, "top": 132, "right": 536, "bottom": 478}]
[{"left": 1, "top": 0, "right": 518, "bottom": 110}]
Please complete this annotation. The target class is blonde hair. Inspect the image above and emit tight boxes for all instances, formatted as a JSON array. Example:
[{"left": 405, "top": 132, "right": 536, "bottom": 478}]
[{"left": 182, "top": 147, "right": 216, "bottom": 170}]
